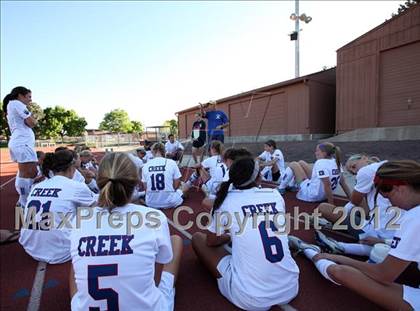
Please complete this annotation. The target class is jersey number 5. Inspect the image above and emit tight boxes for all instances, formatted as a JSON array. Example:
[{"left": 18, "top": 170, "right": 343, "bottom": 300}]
[
  {"left": 258, "top": 221, "right": 284, "bottom": 263},
  {"left": 88, "top": 264, "right": 119, "bottom": 311}
]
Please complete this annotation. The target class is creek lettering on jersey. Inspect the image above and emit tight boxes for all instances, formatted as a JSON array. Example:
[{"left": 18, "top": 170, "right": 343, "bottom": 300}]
[
  {"left": 31, "top": 188, "right": 62, "bottom": 198},
  {"left": 148, "top": 165, "right": 166, "bottom": 172},
  {"left": 78, "top": 235, "right": 134, "bottom": 256},
  {"left": 241, "top": 202, "right": 278, "bottom": 216}
]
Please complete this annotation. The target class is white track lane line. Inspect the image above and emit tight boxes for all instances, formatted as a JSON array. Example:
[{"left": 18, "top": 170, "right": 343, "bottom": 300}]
[
  {"left": 0, "top": 176, "right": 16, "bottom": 190},
  {"left": 27, "top": 261, "right": 47, "bottom": 311}
]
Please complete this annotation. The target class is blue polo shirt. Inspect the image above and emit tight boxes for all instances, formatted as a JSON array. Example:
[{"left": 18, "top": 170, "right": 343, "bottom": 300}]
[{"left": 204, "top": 110, "right": 229, "bottom": 136}]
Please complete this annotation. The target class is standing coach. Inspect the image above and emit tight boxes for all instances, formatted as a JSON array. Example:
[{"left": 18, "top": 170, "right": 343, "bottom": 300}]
[{"left": 200, "top": 101, "right": 229, "bottom": 143}]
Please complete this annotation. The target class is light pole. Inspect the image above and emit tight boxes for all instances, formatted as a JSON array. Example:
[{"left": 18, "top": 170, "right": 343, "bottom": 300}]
[{"left": 290, "top": 0, "right": 312, "bottom": 78}]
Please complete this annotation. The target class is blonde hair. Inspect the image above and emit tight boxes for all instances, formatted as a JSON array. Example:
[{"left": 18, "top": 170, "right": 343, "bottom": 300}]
[
  {"left": 318, "top": 142, "right": 342, "bottom": 169},
  {"left": 151, "top": 142, "right": 165, "bottom": 156},
  {"left": 210, "top": 140, "right": 223, "bottom": 155},
  {"left": 97, "top": 152, "right": 139, "bottom": 209},
  {"left": 345, "top": 153, "right": 380, "bottom": 172}
]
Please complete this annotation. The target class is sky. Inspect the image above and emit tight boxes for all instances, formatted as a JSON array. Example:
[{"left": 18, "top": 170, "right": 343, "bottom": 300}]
[{"left": 1, "top": 0, "right": 405, "bottom": 129}]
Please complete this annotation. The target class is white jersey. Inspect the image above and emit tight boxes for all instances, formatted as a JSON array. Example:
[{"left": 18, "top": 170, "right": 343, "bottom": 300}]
[
  {"left": 145, "top": 150, "right": 154, "bottom": 162},
  {"left": 142, "top": 157, "right": 182, "bottom": 208},
  {"left": 354, "top": 161, "right": 403, "bottom": 239},
  {"left": 70, "top": 204, "right": 173, "bottom": 311},
  {"left": 73, "top": 169, "right": 86, "bottom": 183},
  {"left": 297, "top": 158, "right": 341, "bottom": 202},
  {"left": 19, "top": 175, "right": 96, "bottom": 264},
  {"left": 202, "top": 155, "right": 227, "bottom": 194},
  {"left": 127, "top": 152, "right": 144, "bottom": 174},
  {"left": 259, "top": 149, "right": 285, "bottom": 175},
  {"left": 165, "top": 140, "right": 184, "bottom": 154},
  {"left": 7, "top": 100, "right": 35, "bottom": 146},
  {"left": 208, "top": 187, "right": 299, "bottom": 307},
  {"left": 389, "top": 205, "right": 420, "bottom": 268}
]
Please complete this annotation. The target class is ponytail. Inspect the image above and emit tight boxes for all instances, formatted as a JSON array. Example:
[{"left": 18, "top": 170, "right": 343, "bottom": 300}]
[
  {"left": 42, "top": 152, "right": 55, "bottom": 177},
  {"left": 213, "top": 157, "right": 257, "bottom": 214},
  {"left": 97, "top": 153, "right": 138, "bottom": 209},
  {"left": 318, "top": 142, "right": 341, "bottom": 169},
  {"left": 41, "top": 150, "right": 77, "bottom": 177},
  {"left": 210, "top": 140, "right": 223, "bottom": 155}
]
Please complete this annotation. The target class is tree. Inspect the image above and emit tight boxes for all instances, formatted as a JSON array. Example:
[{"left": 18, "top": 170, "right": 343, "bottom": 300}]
[
  {"left": 38, "top": 106, "right": 87, "bottom": 141},
  {"left": 391, "top": 0, "right": 419, "bottom": 17},
  {"left": 28, "top": 102, "right": 45, "bottom": 138},
  {"left": 99, "top": 109, "right": 133, "bottom": 133},
  {"left": 163, "top": 119, "right": 178, "bottom": 136},
  {"left": 0, "top": 101, "right": 10, "bottom": 140},
  {"left": 129, "top": 120, "right": 144, "bottom": 134}
]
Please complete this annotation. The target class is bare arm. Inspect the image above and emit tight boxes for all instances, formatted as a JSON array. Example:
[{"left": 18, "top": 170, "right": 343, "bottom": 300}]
[
  {"left": 206, "top": 231, "right": 231, "bottom": 247},
  {"left": 339, "top": 175, "right": 352, "bottom": 199},
  {"left": 173, "top": 178, "right": 181, "bottom": 190},
  {"left": 322, "top": 178, "right": 334, "bottom": 204},
  {"left": 24, "top": 116, "right": 37, "bottom": 128},
  {"left": 350, "top": 190, "right": 370, "bottom": 215}
]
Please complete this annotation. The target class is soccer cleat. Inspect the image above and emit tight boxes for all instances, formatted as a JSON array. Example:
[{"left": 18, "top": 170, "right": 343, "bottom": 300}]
[
  {"left": 277, "top": 187, "right": 286, "bottom": 195},
  {"left": 287, "top": 185, "right": 300, "bottom": 192},
  {"left": 315, "top": 230, "right": 345, "bottom": 254},
  {"left": 288, "top": 235, "right": 321, "bottom": 254}
]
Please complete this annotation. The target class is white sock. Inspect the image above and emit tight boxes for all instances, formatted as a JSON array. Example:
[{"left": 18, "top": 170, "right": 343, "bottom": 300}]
[
  {"left": 314, "top": 259, "right": 341, "bottom": 285},
  {"left": 189, "top": 172, "right": 198, "bottom": 183},
  {"left": 279, "top": 167, "right": 294, "bottom": 189},
  {"left": 338, "top": 242, "right": 372, "bottom": 256},
  {"left": 303, "top": 248, "right": 319, "bottom": 260},
  {"left": 15, "top": 177, "right": 34, "bottom": 207}
]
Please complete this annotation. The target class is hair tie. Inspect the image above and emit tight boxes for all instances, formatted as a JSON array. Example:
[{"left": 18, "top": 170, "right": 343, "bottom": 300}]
[
  {"left": 237, "top": 160, "right": 259, "bottom": 188},
  {"left": 108, "top": 178, "right": 116, "bottom": 183}
]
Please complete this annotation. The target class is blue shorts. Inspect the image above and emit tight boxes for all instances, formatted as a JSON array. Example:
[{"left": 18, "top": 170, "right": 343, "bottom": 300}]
[{"left": 209, "top": 133, "right": 224, "bottom": 143}]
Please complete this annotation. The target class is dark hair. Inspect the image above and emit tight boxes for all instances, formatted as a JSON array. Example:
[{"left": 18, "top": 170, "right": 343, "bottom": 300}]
[
  {"left": 318, "top": 142, "right": 342, "bottom": 170},
  {"left": 36, "top": 151, "right": 45, "bottom": 159},
  {"left": 2, "top": 94, "right": 12, "bottom": 116},
  {"left": 213, "top": 157, "right": 257, "bottom": 214},
  {"left": 223, "top": 147, "right": 252, "bottom": 162},
  {"left": 55, "top": 146, "right": 68, "bottom": 152},
  {"left": 210, "top": 140, "right": 223, "bottom": 155},
  {"left": 265, "top": 140, "right": 277, "bottom": 149},
  {"left": 97, "top": 152, "right": 138, "bottom": 209},
  {"left": 168, "top": 134, "right": 174, "bottom": 139},
  {"left": 9, "top": 86, "right": 31, "bottom": 100},
  {"left": 42, "top": 149, "right": 77, "bottom": 177}
]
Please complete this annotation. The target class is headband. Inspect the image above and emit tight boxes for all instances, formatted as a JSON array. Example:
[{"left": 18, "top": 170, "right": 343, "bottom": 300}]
[
  {"left": 236, "top": 161, "right": 259, "bottom": 188},
  {"left": 374, "top": 175, "right": 408, "bottom": 187}
]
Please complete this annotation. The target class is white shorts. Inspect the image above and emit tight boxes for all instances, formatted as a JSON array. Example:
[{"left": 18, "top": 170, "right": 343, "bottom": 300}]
[
  {"left": 9, "top": 144, "right": 37, "bottom": 163},
  {"left": 296, "top": 179, "right": 324, "bottom": 202},
  {"left": 403, "top": 285, "right": 420, "bottom": 310},
  {"left": 158, "top": 271, "right": 176, "bottom": 311},
  {"left": 216, "top": 256, "right": 296, "bottom": 311}
]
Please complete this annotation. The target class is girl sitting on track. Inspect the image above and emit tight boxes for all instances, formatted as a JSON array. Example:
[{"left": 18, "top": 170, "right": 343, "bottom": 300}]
[
  {"left": 183, "top": 140, "right": 227, "bottom": 198},
  {"left": 3, "top": 87, "right": 38, "bottom": 207},
  {"left": 202, "top": 147, "right": 252, "bottom": 208},
  {"left": 278, "top": 142, "right": 351, "bottom": 204},
  {"left": 69, "top": 152, "right": 183, "bottom": 311},
  {"left": 19, "top": 149, "right": 96, "bottom": 264},
  {"left": 314, "top": 154, "right": 404, "bottom": 256},
  {"left": 257, "top": 140, "right": 285, "bottom": 183},
  {"left": 142, "top": 143, "right": 184, "bottom": 209},
  {"left": 289, "top": 160, "right": 420, "bottom": 311},
  {"left": 192, "top": 157, "right": 299, "bottom": 311}
]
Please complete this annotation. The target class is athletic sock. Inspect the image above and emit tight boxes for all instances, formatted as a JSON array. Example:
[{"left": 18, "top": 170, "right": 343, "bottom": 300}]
[
  {"left": 279, "top": 167, "right": 294, "bottom": 189},
  {"left": 188, "top": 172, "right": 199, "bottom": 184},
  {"left": 303, "top": 248, "right": 340, "bottom": 285},
  {"left": 15, "top": 177, "right": 34, "bottom": 207},
  {"left": 338, "top": 242, "right": 372, "bottom": 256},
  {"left": 314, "top": 259, "right": 341, "bottom": 285}
]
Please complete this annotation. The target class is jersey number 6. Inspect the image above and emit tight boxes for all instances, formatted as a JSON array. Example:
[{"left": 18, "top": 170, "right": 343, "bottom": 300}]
[{"left": 258, "top": 221, "right": 284, "bottom": 263}]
